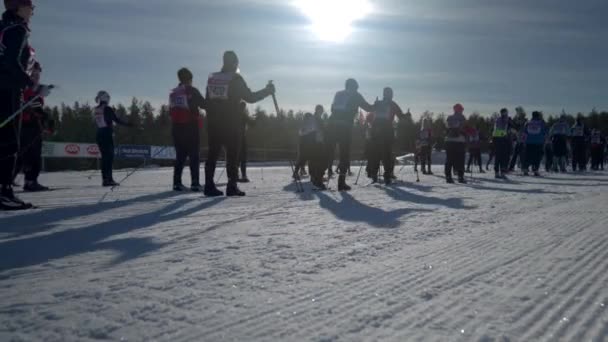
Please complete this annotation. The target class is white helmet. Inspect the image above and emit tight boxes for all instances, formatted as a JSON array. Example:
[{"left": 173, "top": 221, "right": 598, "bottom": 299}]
[{"left": 95, "top": 90, "right": 111, "bottom": 104}]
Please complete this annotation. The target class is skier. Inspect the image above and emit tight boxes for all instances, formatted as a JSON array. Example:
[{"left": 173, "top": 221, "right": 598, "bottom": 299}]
[
  {"left": 444, "top": 103, "right": 467, "bottom": 184},
  {"left": 492, "top": 108, "right": 513, "bottom": 179},
  {"left": 465, "top": 125, "right": 484, "bottom": 173},
  {"left": 570, "top": 116, "right": 588, "bottom": 172},
  {"left": 238, "top": 101, "right": 254, "bottom": 183},
  {"left": 508, "top": 114, "right": 528, "bottom": 172},
  {"left": 522, "top": 111, "right": 546, "bottom": 176},
  {"left": 295, "top": 105, "right": 327, "bottom": 189},
  {"left": 169, "top": 67, "right": 205, "bottom": 192},
  {"left": 367, "top": 87, "right": 406, "bottom": 185},
  {"left": 486, "top": 138, "right": 495, "bottom": 171},
  {"left": 15, "top": 61, "right": 54, "bottom": 191},
  {"left": 550, "top": 115, "right": 570, "bottom": 173},
  {"left": 205, "top": 50, "right": 275, "bottom": 197},
  {"left": 94, "top": 91, "right": 133, "bottom": 186},
  {"left": 417, "top": 117, "right": 433, "bottom": 175},
  {"left": 509, "top": 130, "right": 527, "bottom": 172},
  {"left": 589, "top": 129, "right": 605, "bottom": 171},
  {"left": 0, "top": 0, "right": 50, "bottom": 210},
  {"left": 327, "top": 78, "right": 374, "bottom": 191}
]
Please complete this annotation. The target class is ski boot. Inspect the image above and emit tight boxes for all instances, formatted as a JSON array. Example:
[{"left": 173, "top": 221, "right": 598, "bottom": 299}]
[
  {"left": 0, "top": 186, "right": 32, "bottom": 211},
  {"left": 23, "top": 181, "right": 49, "bottom": 192},
  {"left": 384, "top": 174, "right": 392, "bottom": 185},
  {"left": 173, "top": 183, "right": 187, "bottom": 191},
  {"left": 446, "top": 176, "right": 455, "bottom": 184},
  {"left": 204, "top": 183, "right": 224, "bottom": 197},
  {"left": 226, "top": 181, "right": 246, "bottom": 197},
  {"left": 103, "top": 179, "right": 120, "bottom": 187},
  {"left": 190, "top": 184, "right": 204, "bottom": 192},
  {"left": 238, "top": 177, "right": 250, "bottom": 183},
  {"left": 338, "top": 175, "right": 351, "bottom": 191}
]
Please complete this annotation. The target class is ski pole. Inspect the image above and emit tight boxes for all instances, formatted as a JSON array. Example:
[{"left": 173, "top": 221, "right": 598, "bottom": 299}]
[
  {"left": 216, "top": 166, "right": 225, "bottom": 183},
  {"left": 0, "top": 86, "right": 55, "bottom": 129},
  {"left": 110, "top": 145, "right": 169, "bottom": 191},
  {"left": 355, "top": 159, "right": 366, "bottom": 185}
]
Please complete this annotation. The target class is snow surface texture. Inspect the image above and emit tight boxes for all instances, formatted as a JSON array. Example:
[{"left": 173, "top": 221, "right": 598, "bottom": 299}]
[{"left": 1, "top": 166, "right": 607, "bottom": 342}]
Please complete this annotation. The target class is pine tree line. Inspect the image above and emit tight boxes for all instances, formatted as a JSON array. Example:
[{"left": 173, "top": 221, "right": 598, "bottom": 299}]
[{"left": 42, "top": 99, "right": 608, "bottom": 171}]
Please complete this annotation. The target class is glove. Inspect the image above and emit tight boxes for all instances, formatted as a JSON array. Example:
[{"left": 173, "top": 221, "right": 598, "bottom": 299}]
[
  {"left": 266, "top": 81, "right": 276, "bottom": 95},
  {"left": 36, "top": 84, "right": 53, "bottom": 97}
]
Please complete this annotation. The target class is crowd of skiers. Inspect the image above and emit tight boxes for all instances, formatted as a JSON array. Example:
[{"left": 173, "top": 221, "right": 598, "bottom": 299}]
[{"left": 1, "top": 0, "right": 607, "bottom": 211}]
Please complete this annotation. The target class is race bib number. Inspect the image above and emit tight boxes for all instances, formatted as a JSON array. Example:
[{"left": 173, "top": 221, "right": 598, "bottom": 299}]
[
  {"left": 170, "top": 88, "right": 189, "bottom": 110},
  {"left": 207, "top": 73, "right": 232, "bottom": 100},
  {"left": 572, "top": 126, "right": 584, "bottom": 137},
  {"left": 527, "top": 122, "right": 541, "bottom": 135},
  {"left": 94, "top": 107, "right": 107, "bottom": 128}
]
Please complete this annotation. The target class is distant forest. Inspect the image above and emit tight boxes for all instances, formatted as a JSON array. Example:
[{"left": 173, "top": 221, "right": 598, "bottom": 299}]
[{"left": 41, "top": 99, "right": 608, "bottom": 171}]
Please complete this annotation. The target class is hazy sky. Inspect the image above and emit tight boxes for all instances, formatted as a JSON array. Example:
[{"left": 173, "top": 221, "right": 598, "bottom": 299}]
[{"left": 31, "top": 0, "right": 608, "bottom": 116}]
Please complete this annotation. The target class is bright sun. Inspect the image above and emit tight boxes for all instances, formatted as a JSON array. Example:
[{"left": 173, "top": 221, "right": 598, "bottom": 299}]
[{"left": 294, "top": 0, "right": 372, "bottom": 42}]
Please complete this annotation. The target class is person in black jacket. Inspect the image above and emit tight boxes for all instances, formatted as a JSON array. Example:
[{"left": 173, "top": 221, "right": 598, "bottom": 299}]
[
  {"left": 327, "top": 79, "right": 374, "bottom": 191},
  {"left": 204, "top": 51, "right": 274, "bottom": 197},
  {"left": 169, "top": 68, "right": 205, "bottom": 192},
  {"left": 94, "top": 91, "right": 133, "bottom": 187},
  {"left": 0, "top": 0, "right": 50, "bottom": 210}
]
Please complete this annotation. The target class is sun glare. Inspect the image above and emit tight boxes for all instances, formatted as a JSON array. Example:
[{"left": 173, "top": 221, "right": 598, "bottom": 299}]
[{"left": 294, "top": 0, "right": 372, "bottom": 42}]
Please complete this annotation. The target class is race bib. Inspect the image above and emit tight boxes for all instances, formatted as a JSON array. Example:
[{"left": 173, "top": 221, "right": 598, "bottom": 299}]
[
  {"left": 572, "top": 126, "right": 584, "bottom": 137},
  {"left": 527, "top": 122, "right": 542, "bottom": 135},
  {"left": 332, "top": 91, "right": 351, "bottom": 112},
  {"left": 374, "top": 101, "right": 391, "bottom": 119},
  {"left": 419, "top": 130, "right": 430, "bottom": 140},
  {"left": 591, "top": 135, "right": 601, "bottom": 144},
  {"left": 207, "top": 73, "right": 232, "bottom": 100},
  {"left": 169, "top": 86, "right": 189, "bottom": 110},
  {"left": 94, "top": 106, "right": 107, "bottom": 128}
]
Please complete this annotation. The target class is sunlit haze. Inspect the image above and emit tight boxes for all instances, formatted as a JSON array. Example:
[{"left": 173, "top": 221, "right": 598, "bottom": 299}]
[{"left": 294, "top": 0, "right": 372, "bottom": 42}]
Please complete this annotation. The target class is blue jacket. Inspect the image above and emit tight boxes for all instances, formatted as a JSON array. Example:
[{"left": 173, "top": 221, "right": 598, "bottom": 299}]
[{"left": 524, "top": 119, "right": 546, "bottom": 145}]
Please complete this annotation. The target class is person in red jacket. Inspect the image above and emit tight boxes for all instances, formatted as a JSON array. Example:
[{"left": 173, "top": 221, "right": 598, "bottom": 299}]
[
  {"left": 169, "top": 68, "right": 205, "bottom": 192},
  {"left": 14, "top": 61, "right": 54, "bottom": 191}
]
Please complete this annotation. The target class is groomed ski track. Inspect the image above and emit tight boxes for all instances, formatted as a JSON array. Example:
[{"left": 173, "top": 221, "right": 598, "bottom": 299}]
[{"left": 1, "top": 166, "right": 607, "bottom": 342}]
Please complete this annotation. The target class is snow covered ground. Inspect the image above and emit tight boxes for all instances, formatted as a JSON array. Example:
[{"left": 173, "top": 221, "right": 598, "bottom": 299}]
[{"left": 1, "top": 165, "right": 607, "bottom": 342}]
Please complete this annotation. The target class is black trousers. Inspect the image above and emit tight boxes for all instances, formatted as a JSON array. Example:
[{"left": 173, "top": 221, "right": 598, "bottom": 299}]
[
  {"left": 326, "top": 122, "right": 352, "bottom": 176},
  {"left": 571, "top": 141, "right": 587, "bottom": 171},
  {"left": 467, "top": 148, "right": 482, "bottom": 171},
  {"left": 172, "top": 123, "right": 200, "bottom": 185},
  {"left": 297, "top": 133, "right": 325, "bottom": 183},
  {"left": 96, "top": 129, "right": 115, "bottom": 182},
  {"left": 509, "top": 142, "right": 524, "bottom": 170},
  {"left": 419, "top": 145, "right": 432, "bottom": 172},
  {"left": 494, "top": 137, "right": 511, "bottom": 173},
  {"left": 239, "top": 133, "right": 248, "bottom": 178},
  {"left": 524, "top": 144, "right": 543, "bottom": 172},
  {"left": 0, "top": 89, "right": 20, "bottom": 187},
  {"left": 205, "top": 121, "right": 241, "bottom": 186},
  {"left": 368, "top": 121, "right": 394, "bottom": 178},
  {"left": 445, "top": 141, "right": 465, "bottom": 179},
  {"left": 15, "top": 125, "right": 43, "bottom": 182},
  {"left": 590, "top": 146, "right": 604, "bottom": 170},
  {"left": 544, "top": 145, "right": 553, "bottom": 172}
]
